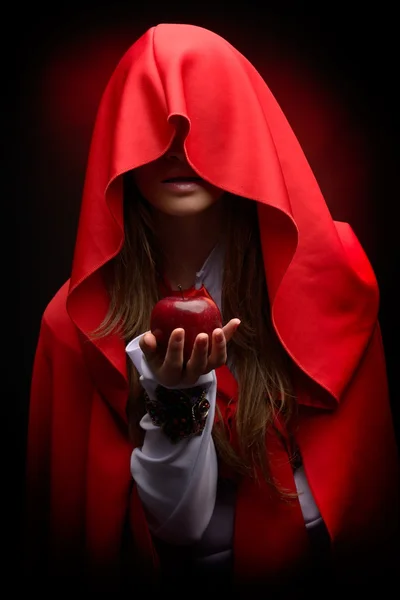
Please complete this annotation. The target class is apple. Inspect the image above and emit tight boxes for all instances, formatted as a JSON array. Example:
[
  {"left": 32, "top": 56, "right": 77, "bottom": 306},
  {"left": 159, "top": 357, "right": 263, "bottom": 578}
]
[{"left": 150, "top": 286, "right": 223, "bottom": 363}]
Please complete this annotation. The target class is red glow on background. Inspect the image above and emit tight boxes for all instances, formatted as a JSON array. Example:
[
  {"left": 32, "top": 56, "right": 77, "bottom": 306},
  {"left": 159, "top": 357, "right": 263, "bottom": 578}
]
[
  {"left": 259, "top": 54, "right": 373, "bottom": 223},
  {"left": 37, "top": 28, "right": 374, "bottom": 249},
  {"left": 38, "top": 30, "right": 134, "bottom": 167}
]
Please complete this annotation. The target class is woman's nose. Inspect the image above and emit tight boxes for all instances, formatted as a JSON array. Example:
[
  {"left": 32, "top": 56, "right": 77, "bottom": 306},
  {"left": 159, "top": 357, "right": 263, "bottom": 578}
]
[
  {"left": 165, "top": 148, "right": 186, "bottom": 162},
  {"left": 165, "top": 132, "right": 187, "bottom": 162}
]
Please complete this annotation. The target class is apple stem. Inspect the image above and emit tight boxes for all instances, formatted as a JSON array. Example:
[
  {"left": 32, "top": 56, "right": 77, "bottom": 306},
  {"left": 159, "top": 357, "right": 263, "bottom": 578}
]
[{"left": 177, "top": 284, "right": 185, "bottom": 300}]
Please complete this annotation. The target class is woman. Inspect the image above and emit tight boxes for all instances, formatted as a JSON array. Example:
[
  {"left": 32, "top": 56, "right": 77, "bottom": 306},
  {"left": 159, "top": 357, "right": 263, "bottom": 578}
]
[{"left": 24, "top": 23, "right": 399, "bottom": 592}]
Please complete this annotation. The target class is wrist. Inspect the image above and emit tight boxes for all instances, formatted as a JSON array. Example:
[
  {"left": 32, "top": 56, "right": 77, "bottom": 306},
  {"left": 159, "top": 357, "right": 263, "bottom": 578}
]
[{"left": 144, "top": 385, "right": 211, "bottom": 443}]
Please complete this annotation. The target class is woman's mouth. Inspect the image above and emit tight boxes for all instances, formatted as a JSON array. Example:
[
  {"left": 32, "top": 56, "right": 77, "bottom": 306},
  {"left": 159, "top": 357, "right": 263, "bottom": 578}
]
[{"left": 161, "top": 176, "right": 203, "bottom": 193}]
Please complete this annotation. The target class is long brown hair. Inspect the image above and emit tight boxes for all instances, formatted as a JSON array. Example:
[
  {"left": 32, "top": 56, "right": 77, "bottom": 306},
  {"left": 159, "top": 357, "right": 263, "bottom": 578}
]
[{"left": 95, "top": 174, "right": 298, "bottom": 494}]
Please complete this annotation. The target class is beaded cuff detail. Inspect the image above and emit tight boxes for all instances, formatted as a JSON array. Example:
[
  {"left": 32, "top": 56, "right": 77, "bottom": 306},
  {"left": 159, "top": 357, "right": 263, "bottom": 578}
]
[{"left": 144, "top": 385, "right": 210, "bottom": 443}]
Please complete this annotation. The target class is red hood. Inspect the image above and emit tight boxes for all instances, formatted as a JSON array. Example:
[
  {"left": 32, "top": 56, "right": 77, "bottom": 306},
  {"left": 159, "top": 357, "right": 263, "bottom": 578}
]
[{"left": 66, "top": 23, "right": 378, "bottom": 416}]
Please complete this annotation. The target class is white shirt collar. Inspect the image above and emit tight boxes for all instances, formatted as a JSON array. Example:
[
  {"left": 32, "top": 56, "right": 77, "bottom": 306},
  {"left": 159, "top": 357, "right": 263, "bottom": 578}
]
[{"left": 194, "top": 241, "right": 225, "bottom": 314}]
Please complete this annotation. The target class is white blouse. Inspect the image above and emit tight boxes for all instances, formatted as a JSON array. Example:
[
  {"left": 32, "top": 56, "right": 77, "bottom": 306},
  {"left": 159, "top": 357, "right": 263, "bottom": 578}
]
[{"left": 125, "top": 242, "right": 322, "bottom": 567}]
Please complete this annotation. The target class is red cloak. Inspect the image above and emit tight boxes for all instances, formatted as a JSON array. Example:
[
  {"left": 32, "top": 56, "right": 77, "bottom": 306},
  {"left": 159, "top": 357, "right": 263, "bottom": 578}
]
[{"left": 24, "top": 23, "right": 399, "bottom": 588}]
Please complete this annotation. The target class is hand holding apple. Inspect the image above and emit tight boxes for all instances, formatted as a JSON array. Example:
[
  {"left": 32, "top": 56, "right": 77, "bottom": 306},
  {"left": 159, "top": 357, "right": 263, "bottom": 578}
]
[{"left": 139, "top": 288, "right": 241, "bottom": 387}]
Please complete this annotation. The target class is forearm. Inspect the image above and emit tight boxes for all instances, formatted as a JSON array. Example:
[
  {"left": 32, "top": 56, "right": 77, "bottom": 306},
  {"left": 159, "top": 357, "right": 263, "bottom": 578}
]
[{"left": 127, "top": 335, "right": 218, "bottom": 545}]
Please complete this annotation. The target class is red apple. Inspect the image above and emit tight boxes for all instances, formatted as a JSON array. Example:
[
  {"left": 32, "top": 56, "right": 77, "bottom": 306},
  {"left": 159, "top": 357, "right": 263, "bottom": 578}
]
[{"left": 150, "top": 287, "right": 223, "bottom": 363}]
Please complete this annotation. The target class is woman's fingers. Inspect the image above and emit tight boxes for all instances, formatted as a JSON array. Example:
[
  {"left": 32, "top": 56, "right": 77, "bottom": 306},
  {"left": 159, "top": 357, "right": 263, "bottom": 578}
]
[
  {"left": 139, "top": 319, "right": 241, "bottom": 385},
  {"left": 139, "top": 331, "right": 158, "bottom": 360},
  {"left": 185, "top": 333, "right": 209, "bottom": 381},
  {"left": 222, "top": 318, "right": 241, "bottom": 343},
  {"left": 207, "top": 328, "right": 227, "bottom": 367},
  {"left": 206, "top": 319, "right": 241, "bottom": 368},
  {"left": 163, "top": 328, "right": 185, "bottom": 371},
  {"left": 139, "top": 329, "right": 184, "bottom": 379}
]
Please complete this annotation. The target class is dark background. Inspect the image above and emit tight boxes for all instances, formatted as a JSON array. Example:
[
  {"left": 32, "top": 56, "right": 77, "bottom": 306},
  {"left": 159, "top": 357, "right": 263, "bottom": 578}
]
[{"left": 10, "top": 0, "right": 399, "bottom": 574}]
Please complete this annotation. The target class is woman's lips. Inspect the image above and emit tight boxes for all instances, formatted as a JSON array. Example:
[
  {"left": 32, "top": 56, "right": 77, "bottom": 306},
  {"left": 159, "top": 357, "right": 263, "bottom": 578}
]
[{"left": 161, "top": 177, "right": 203, "bottom": 193}]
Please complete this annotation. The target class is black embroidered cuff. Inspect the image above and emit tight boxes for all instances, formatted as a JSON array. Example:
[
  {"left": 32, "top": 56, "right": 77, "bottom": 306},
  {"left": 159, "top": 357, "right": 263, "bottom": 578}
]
[{"left": 144, "top": 385, "right": 211, "bottom": 443}]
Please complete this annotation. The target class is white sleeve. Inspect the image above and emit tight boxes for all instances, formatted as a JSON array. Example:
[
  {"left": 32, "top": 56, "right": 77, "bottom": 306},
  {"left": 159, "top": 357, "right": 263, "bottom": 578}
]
[{"left": 126, "top": 334, "right": 218, "bottom": 545}]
